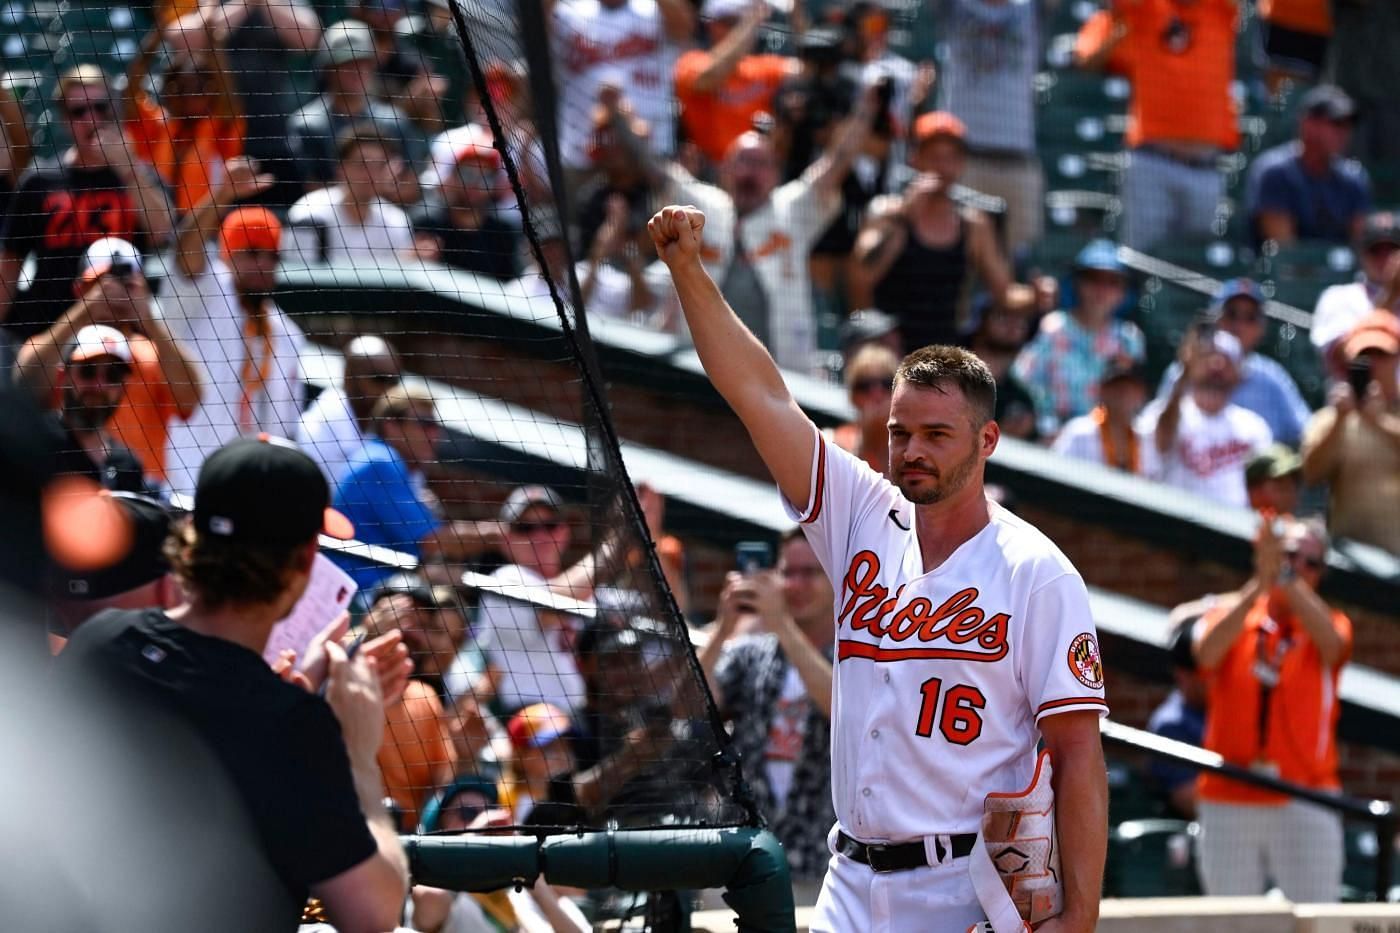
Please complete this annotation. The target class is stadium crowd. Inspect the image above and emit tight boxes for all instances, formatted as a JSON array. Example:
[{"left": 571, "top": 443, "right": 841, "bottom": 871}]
[{"left": 0, "top": 0, "right": 1388, "bottom": 923}]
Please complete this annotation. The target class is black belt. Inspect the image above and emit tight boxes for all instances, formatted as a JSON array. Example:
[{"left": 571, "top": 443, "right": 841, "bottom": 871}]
[{"left": 835, "top": 830, "right": 977, "bottom": 873}]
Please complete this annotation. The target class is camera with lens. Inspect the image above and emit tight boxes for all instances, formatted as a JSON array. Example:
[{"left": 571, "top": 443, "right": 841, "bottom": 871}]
[{"left": 107, "top": 256, "right": 135, "bottom": 281}]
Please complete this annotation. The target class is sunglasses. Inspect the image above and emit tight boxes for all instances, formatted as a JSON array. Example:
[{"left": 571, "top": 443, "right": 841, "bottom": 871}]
[
  {"left": 66, "top": 99, "right": 113, "bottom": 120},
  {"left": 72, "top": 360, "right": 131, "bottom": 382},
  {"left": 1284, "top": 549, "right": 1325, "bottom": 570},
  {"left": 852, "top": 376, "right": 895, "bottom": 395},
  {"left": 513, "top": 519, "right": 564, "bottom": 535}
]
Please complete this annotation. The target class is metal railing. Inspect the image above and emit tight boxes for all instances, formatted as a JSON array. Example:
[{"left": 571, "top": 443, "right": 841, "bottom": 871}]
[{"left": 1102, "top": 719, "right": 1398, "bottom": 902}]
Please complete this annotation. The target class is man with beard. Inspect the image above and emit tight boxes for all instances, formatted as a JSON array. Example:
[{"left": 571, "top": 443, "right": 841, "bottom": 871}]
[
  {"left": 164, "top": 172, "right": 307, "bottom": 496},
  {"left": 0, "top": 66, "right": 173, "bottom": 341},
  {"left": 49, "top": 324, "right": 148, "bottom": 493},
  {"left": 649, "top": 203, "right": 1108, "bottom": 933},
  {"left": 1141, "top": 327, "right": 1273, "bottom": 508}
]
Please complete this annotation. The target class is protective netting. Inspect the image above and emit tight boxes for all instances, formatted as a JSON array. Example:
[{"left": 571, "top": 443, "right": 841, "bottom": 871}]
[
  {"left": 7, "top": 0, "right": 753, "bottom": 869},
  {"left": 8, "top": 0, "right": 1400, "bottom": 922}
]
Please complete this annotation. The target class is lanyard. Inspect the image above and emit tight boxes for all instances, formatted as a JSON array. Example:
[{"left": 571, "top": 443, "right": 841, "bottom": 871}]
[
  {"left": 239, "top": 314, "right": 274, "bottom": 433},
  {"left": 1092, "top": 405, "right": 1139, "bottom": 473},
  {"left": 1252, "top": 616, "right": 1293, "bottom": 762}
]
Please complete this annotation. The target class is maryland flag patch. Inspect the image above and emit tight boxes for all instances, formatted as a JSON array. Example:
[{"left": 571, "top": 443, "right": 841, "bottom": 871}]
[{"left": 1067, "top": 633, "right": 1104, "bottom": 690}]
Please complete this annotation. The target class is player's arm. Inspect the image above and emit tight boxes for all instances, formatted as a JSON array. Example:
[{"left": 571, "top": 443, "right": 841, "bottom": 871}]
[
  {"left": 1039, "top": 711, "right": 1107, "bottom": 933},
  {"left": 311, "top": 643, "right": 410, "bottom": 933},
  {"left": 648, "top": 205, "right": 816, "bottom": 508}
]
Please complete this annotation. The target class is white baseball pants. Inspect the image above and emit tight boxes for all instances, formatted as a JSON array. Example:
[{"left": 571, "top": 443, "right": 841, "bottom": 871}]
[{"left": 810, "top": 826, "right": 987, "bottom": 933}]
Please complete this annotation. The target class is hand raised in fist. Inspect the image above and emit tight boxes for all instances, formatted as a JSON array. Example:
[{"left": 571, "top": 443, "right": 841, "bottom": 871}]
[{"left": 647, "top": 205, "right": 706, "bottom": 267}]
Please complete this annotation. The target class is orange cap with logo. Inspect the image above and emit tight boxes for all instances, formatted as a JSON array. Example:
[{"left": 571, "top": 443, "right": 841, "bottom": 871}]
[{"left": 219, "top": 206, "right": 283, "bottom": 261}]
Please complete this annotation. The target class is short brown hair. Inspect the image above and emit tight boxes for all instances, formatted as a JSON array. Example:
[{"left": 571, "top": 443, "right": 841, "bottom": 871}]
[
  {"left": 895, "top": 345, "right": 997, "bottom": 426},
  {"left": 163, "top": 519, "right": 305, "bottom": 609}
]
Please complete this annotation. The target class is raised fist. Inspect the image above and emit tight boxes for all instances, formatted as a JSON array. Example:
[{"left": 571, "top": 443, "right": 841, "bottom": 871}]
[{"left": 647, "top": 204, "right": 705, "bottom": 267}]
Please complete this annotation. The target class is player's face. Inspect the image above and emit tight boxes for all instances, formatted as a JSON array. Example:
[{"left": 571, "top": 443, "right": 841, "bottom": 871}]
[
  {"left": 778, "top": 537, "right": 834, "bottom": 627},
  {"left": 888, "top": 382, "right": 994, "bottom": 506}
]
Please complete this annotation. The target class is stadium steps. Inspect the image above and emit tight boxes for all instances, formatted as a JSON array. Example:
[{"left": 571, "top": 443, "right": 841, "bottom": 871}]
[
  {"left": 274, "top": 263, "right": 1400, "bottom": 613},
  {"left": 295, "top": 337, "right": 1400, "bottom": 759}
]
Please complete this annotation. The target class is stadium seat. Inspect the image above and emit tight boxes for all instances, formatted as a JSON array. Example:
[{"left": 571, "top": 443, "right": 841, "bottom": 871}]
[
  {"left": 1106, "top": 758, "right": 1166, "bottom": 826},
  {"left": 1104, "top": 818, "right": 1203, "bottom": 898}
]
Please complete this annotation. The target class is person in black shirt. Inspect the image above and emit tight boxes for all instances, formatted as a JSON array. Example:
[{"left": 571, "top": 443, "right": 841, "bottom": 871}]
[
  {"left": 410, "top": 140, "right": 520, "bottom": 279},
  {"left": 51, "top": 324, "right": 148, "bottom": 493},
  {"left": 0, "top": 66, "right": 172, "bottom": 340},
  {"left": 54, "top": 437, "right": 411, "bottom": 933}
]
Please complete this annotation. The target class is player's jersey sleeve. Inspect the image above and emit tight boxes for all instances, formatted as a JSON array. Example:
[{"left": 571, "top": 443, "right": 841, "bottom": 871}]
[
  {"left": 780, "top": 425, "right": 894, "bottom": 581},
  {"left": 1018, "top": 571, "right": 1109, "bottom": 723}
]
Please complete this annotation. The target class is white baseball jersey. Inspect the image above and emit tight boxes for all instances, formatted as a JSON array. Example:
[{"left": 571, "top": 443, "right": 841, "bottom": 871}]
[
  {"left": 785, "top": 429, "right": 1108, "bottom": 842},
  {"left": 552, "top": 0, "right": 678, "bottom": 168},
  {"left": 1137, "top": 396, "right": 1272, "bottom": 508}
]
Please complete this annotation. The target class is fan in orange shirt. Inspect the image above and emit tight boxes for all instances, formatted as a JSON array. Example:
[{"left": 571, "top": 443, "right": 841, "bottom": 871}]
[
  {"left": 1101, "top": 0, "right": 1239, "bottom": 253},
  {"left": 1192, "top": 515, "right": 1350, "bottom": 903},
  {"left": 363, "top": 575, "right": 469, "bottom": 826},
  {"left": 12, "top": 238, "right": 203, "bottom": 488},
  {"left": 674, "top": 0, "right": 798, "bottom": 165},
  {"left": 1259, "top": 0, "right": 1332, "bottom": 92},
  {"left": 122, "top": 28, "right": 245, "bottom": 215}
]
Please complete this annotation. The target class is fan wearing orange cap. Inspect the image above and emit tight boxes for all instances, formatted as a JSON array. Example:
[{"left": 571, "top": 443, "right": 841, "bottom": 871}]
[
  {"left": 849, "top": 111, "right": 1010, "bottom": 352},
  {"left": 162, "top": 156, "right": 308, "bottom": 497},
  {"left": 13, "top": 237, "right": 203, "bottom": 487},
  {"left": 1302, "top": 311, "right": 1400, "bottom": 554},
  {"left": 55, "top": 435, "right": 413, "bottom": 931}
]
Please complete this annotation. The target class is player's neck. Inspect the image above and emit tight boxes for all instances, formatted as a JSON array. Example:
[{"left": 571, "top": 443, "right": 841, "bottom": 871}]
[
  {"left": 169, "top": 599, "right": 285, "bottom": 656},
  {"left": 913, "top": 484, "right": 992, "bottom": 572}
]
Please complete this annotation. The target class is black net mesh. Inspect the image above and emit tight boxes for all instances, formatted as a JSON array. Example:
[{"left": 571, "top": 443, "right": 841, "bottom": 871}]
[
  {"left": 9, "top": 0, "right": 1400, "bottom": 921},
  {"left": 8, "top": 0, "right": 752, "bottom": 864}
]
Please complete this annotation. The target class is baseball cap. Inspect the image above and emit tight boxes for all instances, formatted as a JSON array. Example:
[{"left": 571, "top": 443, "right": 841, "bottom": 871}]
[
  {"left": 194, "top": 436, "right": 354, "bottom": 546},
  {"left": 1099, "top": 357, "right": 1146, "bottom": 388},
  {"left": 500, "top": 484, "right": 565, "bottom": 526},
  {"left": 840, "top": 308, "right": 899, "bottom": 352},
  {"left": 913, "top": 111, "right": 967, "bottom": 146},
  {"left": 418, "top": 774, "right": 500, "bottom": 832},
  {"left": 1299, "top": 84, "right": 1357, "bottom": 123},
  {"left": 317, "top": 19, "right": 378, "bottom": 69},
  {"left": 1245, "top": 443, "right": 1303, "bottom": 487},
  {"left": 369, "top": 571, "right": 456, "bottom": 610},
  {"left": 1343, "top": 310, "right": 1400, "bottom": 360},
  {"left": 219, "top": 206, "right": 282, "bottom": 260},
  {"left": 66, "top": 324, "right": 132, "bottom": 365},
  {"left": 1214, "top": 277, "right": 1265, "bottom": 309},
  {"left": 1360, "top": 212, "right": 1400, "bottom": 251},
  {"left": 52, "top": 492, "right": 171, "bottom": 600},
  {"left": 1073, "top": 239, "right": 1127, "bottom": 277},
  {"left": 79, "top": 237, "right": 142, "bottom": 286},
  {"left": 506, "top": 703, "right": 573, "bottom": 751}
]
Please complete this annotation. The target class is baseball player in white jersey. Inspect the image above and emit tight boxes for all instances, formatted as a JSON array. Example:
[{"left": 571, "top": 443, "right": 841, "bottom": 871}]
[{"left": 649, "top": 204, "right": 1109, "bottom": 932}]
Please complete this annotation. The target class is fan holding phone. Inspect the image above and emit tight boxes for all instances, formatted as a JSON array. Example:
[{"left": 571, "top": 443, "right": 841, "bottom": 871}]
[
  {"left": 1301, "top": 311, "right": 1400, "bottom": 554},
  {"left": 694, "top": 530, "right": 838, "bottom": 886}
]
